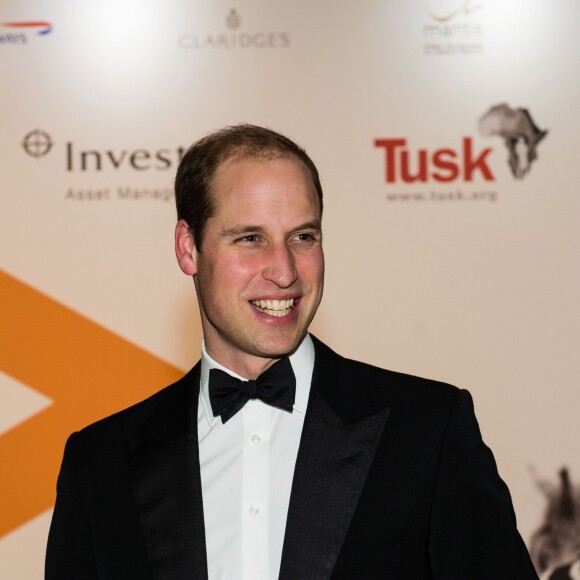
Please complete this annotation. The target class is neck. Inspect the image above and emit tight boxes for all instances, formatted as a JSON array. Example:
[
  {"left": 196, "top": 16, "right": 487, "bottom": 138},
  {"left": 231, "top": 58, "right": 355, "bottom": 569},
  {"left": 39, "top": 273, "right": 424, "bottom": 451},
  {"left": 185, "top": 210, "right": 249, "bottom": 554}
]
[{"left": 204, "top": 344, "right": 282, "bottom": 380}]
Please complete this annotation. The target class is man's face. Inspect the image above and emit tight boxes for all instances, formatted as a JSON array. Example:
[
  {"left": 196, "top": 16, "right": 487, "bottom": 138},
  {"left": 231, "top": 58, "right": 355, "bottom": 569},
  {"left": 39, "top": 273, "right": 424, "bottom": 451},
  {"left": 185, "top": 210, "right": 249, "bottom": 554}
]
[{"left": 186, "top": 156, "right": 324, "bottom": 375}]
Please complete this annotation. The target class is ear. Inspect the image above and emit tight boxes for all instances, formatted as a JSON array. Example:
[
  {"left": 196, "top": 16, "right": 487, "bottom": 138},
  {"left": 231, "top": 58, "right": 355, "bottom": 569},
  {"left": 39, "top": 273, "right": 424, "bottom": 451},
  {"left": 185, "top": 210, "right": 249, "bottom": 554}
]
[{"left": 175, "top": 220, "right": 198, "bottom": 276}]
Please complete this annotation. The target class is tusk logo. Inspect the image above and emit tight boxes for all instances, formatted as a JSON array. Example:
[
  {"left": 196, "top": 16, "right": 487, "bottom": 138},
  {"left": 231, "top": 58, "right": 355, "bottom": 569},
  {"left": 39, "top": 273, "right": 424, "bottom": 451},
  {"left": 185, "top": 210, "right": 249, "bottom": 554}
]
[
  {"left": 22, "top": 129, "right": 53, "bottom": 158},
  {"left": 478, "top": 103, "right": 548, "bottom": 179}
]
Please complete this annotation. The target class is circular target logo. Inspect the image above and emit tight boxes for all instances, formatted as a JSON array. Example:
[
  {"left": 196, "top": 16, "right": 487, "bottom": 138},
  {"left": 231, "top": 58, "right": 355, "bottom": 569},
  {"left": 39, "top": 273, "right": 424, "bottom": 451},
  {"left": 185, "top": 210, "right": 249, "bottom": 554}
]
[{"left": 22, "top": 129, "right": 53, "bottom": 158}]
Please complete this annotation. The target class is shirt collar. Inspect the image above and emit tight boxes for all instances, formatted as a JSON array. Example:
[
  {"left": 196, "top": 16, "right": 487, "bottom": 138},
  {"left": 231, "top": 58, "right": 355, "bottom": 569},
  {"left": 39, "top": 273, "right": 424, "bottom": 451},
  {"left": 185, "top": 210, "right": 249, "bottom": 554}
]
[{"left": 199, "top": 333, "right": 315, "bottom": 427}]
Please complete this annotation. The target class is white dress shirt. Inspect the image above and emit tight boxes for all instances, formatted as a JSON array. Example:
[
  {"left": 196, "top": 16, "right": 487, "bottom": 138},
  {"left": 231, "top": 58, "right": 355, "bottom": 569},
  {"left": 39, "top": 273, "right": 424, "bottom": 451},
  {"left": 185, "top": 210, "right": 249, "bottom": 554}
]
[{"left": 198, "top": 334, "right": 315, "bottom": 580}]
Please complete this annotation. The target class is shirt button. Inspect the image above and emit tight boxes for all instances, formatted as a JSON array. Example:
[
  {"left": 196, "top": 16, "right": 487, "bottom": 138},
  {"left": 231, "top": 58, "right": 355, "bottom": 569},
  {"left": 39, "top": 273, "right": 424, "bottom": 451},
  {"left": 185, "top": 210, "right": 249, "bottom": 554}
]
[
  {"left": 249, "top": 506, "right": 260, "bottom": 517},
  {"left": 251, "top": 435, "right": 261, "bottom": 445}
]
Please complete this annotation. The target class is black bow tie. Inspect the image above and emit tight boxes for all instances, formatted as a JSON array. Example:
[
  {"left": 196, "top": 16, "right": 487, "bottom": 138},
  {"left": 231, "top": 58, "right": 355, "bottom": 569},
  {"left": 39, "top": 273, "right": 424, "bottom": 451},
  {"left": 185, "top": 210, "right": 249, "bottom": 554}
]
[{"left": 209, "top": 358, "right": 296, "bottom": 423}]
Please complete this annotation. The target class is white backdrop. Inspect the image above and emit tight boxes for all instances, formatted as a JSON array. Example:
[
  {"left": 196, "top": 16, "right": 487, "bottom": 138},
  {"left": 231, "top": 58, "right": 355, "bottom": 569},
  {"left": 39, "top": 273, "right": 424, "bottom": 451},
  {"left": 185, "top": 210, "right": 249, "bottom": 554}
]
[{"left": 1, "top": 1, "right": 579, "bottom": 577}]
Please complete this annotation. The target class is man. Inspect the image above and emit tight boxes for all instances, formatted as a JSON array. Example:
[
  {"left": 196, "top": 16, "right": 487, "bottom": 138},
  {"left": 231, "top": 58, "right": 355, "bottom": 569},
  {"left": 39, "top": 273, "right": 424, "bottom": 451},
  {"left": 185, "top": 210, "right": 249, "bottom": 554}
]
[{"left": 46, "top": 125, "right": 538, "bottom": 579}]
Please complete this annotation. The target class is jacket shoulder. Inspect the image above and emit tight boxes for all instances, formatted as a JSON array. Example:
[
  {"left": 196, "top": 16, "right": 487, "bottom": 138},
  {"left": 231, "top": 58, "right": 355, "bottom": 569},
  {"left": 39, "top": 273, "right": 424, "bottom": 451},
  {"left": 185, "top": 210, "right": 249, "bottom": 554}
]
[
  {"left": 311, "top": 334, "right": 462, "bottom": 416},
  {"left": 348, "top": 356, "right": 459, "bottom": 402},
  {"left": 72, "top": 363, "right": 200, "bottom": 444}
]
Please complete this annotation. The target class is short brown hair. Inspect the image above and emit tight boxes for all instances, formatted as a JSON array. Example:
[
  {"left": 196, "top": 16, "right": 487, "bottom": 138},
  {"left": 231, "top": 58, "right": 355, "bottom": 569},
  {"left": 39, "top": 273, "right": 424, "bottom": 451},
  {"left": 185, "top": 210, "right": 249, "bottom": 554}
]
[{"left": 175, "top": 124, "right": 323, "bottom": 250}]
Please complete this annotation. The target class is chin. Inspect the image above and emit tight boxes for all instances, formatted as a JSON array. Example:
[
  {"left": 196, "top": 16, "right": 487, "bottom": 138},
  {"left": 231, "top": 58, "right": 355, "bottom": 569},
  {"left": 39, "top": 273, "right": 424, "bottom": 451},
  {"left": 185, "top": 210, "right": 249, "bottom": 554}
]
[{"left": 254, "top": 333, "right": 305, "bottom": 358}]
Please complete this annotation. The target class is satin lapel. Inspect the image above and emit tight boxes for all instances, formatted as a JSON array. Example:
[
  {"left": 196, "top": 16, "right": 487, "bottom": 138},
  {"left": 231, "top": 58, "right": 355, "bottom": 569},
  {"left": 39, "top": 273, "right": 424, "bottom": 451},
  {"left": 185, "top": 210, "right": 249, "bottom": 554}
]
[
  {"left": 279, "top": 340, "right": 390, "bottom": 580},
  {"left": 123, "top": 364, "right": 208, "bottom": 580}
]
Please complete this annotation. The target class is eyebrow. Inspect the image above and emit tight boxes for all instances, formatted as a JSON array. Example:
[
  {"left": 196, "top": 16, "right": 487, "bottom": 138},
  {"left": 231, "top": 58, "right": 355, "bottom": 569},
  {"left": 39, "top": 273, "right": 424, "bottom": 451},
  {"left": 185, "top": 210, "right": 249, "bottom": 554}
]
[
  {"left": 220, "top": 220, "right": 322, "bottom": 239},
  {"left": 220, "top": 225, "right": 266, "bottom": 239}
]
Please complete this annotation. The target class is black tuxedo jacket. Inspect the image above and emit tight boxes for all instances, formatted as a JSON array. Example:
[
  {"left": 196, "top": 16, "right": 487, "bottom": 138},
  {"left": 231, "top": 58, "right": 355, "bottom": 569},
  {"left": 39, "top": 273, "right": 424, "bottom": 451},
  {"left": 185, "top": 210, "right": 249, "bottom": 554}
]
[{"left": 46, "top": 336, "right": 538, "bottom": 579}]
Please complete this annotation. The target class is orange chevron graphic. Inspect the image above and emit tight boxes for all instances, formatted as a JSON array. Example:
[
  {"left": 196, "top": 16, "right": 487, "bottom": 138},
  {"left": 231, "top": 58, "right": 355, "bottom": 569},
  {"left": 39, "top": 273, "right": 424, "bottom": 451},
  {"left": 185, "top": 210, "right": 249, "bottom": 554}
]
[{"left": 0, "top": 270, "right": 184, "bottom": 538}]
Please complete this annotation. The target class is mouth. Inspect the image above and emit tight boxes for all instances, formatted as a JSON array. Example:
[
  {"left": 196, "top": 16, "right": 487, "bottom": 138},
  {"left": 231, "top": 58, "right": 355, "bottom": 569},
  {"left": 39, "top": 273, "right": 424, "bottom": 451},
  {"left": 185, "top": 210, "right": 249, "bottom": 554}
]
[{"left": 250, "top": 298, "right": 296, "bottom": 318}]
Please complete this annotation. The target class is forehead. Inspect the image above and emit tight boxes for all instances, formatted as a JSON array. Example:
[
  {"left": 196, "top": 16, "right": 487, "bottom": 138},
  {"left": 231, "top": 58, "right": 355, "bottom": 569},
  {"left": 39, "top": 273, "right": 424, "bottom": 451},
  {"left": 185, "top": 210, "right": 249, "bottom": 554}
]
[{"left": 210, "top": 156, "right": 321, "bottom": 221}]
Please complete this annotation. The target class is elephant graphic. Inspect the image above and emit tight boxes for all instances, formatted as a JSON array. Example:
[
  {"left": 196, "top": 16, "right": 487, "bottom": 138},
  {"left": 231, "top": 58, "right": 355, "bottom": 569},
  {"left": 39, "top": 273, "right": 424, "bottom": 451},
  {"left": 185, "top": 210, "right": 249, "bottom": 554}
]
[{"left": 479, "top": 103, "right": 548, "bottom": 179}]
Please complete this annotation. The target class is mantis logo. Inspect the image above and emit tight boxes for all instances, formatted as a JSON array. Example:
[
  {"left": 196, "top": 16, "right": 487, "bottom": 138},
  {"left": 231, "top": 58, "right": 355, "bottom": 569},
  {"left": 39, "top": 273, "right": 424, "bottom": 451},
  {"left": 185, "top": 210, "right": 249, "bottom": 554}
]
[{"left": 426, "top": 0, "right": 482, "bottom": 23}]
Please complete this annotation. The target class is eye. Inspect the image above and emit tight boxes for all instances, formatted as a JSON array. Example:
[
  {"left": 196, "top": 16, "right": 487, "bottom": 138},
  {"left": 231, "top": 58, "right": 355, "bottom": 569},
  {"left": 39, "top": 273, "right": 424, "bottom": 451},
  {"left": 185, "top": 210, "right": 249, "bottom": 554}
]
[
  {"left": 236, "top": 234, "right": 261, "bottom": 244},
  {"left": 294, "top": 232, "right": 318, "bottom": 243}
]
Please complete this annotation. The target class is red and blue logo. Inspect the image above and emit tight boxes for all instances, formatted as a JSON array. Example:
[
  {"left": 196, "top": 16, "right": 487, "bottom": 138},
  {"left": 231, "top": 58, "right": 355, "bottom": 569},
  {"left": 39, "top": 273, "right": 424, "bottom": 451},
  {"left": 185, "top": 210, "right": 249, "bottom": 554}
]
[{"left": 1, "top": 21, "right": 53, "bottom": 35}]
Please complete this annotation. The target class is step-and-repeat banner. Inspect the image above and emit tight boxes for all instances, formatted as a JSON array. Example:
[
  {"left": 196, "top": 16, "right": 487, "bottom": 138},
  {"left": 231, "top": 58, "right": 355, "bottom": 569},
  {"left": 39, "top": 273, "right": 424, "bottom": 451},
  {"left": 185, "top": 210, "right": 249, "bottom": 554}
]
[{"left": 1, "top": 1, "right": 579, "bottom": 577}]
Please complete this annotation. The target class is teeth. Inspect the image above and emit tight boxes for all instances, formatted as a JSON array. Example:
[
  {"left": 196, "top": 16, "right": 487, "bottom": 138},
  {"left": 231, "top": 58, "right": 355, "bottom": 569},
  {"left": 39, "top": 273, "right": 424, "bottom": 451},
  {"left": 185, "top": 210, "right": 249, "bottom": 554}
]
[{"left": 251, "top": 298, "right": 295, "bottom": 316}]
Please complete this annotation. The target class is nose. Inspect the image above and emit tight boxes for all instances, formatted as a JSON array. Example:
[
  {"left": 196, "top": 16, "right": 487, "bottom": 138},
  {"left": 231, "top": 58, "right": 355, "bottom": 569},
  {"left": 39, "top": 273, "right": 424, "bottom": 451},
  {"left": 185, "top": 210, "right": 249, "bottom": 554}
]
[{"left": 262, "top": 243, "right": 298, "bottom": 288}]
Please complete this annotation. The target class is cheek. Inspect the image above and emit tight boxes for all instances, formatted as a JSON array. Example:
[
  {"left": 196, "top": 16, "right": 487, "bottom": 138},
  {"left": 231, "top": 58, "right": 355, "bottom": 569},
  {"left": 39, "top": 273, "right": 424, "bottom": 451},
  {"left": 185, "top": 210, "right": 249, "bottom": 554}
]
[
  {"left": 297, "top": 251, "right": 325, "bottom": 282},
  {"left": 214, "top": 253, "right": 263, "bottom": 289}
]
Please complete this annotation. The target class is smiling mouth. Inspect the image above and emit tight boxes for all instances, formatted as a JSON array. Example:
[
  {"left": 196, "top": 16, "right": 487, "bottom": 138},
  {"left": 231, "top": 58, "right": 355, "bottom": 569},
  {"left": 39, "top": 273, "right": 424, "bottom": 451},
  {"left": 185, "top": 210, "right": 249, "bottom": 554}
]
[{"left": 250, "top": 298, "right": 296, "bottom": 317}]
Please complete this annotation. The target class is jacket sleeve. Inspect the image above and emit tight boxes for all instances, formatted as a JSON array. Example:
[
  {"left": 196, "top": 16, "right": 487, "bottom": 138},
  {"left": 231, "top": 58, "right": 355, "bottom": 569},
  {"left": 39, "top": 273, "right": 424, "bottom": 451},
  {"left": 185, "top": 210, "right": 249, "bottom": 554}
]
[
  {"left": 45, "top": 433, "right": 99, "bottom": 580},
  {"left": 429, "top": 389, "right": 539, "bottom": 579}
]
